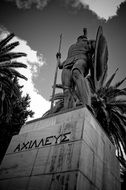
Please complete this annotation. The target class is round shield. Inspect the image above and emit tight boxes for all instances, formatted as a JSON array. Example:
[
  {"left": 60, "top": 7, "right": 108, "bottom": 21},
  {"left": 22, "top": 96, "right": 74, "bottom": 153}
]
[{"left": 94, "top": 26, "right": 108, "bottom": 90}]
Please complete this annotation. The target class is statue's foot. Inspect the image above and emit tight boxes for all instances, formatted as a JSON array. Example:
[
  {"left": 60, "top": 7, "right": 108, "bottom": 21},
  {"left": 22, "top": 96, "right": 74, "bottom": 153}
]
[{"left": 76, "top": 101, "right": 84, "bottom": 107}]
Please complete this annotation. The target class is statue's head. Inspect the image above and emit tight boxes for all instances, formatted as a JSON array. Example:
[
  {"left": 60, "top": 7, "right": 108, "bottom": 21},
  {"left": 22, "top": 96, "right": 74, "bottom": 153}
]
[{"left": 77, "top": 28, "right": 88, "bottom": 42}]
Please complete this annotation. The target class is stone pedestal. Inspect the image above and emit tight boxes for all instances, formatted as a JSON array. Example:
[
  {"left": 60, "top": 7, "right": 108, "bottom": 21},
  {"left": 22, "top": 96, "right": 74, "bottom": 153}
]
[{"left": 0, "top": 107, "right": 121, "bottom": 190}]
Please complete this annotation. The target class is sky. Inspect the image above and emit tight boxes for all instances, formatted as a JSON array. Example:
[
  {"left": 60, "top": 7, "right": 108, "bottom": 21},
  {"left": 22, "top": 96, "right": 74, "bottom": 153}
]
[{"left": 0, "top": 0, "right": 126, "bottom": 121}]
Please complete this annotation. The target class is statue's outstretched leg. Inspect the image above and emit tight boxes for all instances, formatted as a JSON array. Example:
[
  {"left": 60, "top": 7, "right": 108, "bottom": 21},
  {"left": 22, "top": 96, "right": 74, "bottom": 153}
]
[
  {"left": 61, "top": 68, "right": 72, "bottom": 109},
  {"left": 63, "top": 87, "right": 71, "bottom": 109},
  {"left": 72, "top": 68, "right": 91, "bottom": 106}
]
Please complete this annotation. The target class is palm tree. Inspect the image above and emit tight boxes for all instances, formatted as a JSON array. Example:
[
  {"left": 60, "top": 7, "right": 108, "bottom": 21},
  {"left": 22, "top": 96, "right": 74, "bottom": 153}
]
[
  {"left": 0, "top": 32, "right": 34, "bottom": 163},
  {"left": 90, "top": 68, "right": 126, "bottom": 164},
  {"left": 0, "top": 32, "right": 27, "bottom": 121}
]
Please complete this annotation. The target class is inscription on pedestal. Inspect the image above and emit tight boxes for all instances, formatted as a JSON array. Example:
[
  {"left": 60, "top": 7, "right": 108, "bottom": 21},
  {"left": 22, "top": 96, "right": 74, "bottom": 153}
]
[{"left": 14, "top": 132, "right": 71, "bottom": 152}]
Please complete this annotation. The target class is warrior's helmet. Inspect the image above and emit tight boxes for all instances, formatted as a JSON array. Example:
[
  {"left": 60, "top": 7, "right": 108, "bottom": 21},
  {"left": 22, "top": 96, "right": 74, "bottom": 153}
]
[{"left": 77, "top": 28, "right": 88, "bottom": 41}]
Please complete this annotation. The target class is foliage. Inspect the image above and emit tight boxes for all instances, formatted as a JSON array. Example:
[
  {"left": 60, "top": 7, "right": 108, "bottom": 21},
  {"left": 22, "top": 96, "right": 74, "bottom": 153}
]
[
  {"left": 89, "top": 69, "right": 126, "bottom": 165},
  {"left": 0, "top": 32, "right": 34, "bottom": 163}
]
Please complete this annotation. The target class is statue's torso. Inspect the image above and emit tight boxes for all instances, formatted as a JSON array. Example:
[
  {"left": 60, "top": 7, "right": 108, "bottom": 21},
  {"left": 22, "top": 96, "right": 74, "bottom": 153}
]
[{"left": 64, "top": 41, "right": 90, "bottom": 68}]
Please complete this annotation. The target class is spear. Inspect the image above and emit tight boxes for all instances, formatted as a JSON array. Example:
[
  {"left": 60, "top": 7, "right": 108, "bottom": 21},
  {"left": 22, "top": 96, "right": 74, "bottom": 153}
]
[{"left": 51, "top": 34, "right": 62, "bottom": 111}]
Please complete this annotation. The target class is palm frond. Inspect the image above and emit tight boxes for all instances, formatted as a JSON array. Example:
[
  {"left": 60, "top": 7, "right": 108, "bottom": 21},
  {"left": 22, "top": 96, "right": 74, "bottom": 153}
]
[
  {"left": 0, "top": 76, "right": 20, "bottom": 97},
  {"left": 109, "top": 103, "right": 126, "bottom": 114},
  {"left": 8, "top": 68, "right": 27, "bottom": 80},
  {"left": 0, "top": 41, "right": 19, "bottom": 55},
  {"left": 110, "top": 120, "right": 126, "bottom": 156},
  {"left": 104, "top": 68, "right": 118, "bottom": 88},
  {"left": 114, "top": 77, "right": 126, "bottom": 88},
  {"left": 0, "top": 33, "right": 15, "bottom": 49},
  {"left": 109, "top": 100, "right": 126, "bottom": 104},
  {"left": 112, "top": 109, "right": 126, "bottom": 135},
  {"left": 0, "top": 52, "right": 27, "bottom": 62},
  {"left": 105, "top": 88, "right": 126, "bottom": 100},
  {"left": 0, "top": 67, "right": 13, "bottom": 78},
  {"left": 0, "top": 62, "right": 27, "bottom": 68}
]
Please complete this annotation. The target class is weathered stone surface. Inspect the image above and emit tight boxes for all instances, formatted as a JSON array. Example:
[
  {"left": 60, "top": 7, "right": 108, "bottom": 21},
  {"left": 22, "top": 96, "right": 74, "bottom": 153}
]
[
  {"left": 92, "top": 154, "right": 104, "bottom": 190},
  {"left": 0, "top": 107, "right": 120, "bottom": 190},
  {"left": 0, "top": 177, "right": 29, "bottom": 190},
  {"left": 50, "top": 172, "right": 78, "bottom": 190},
  {"left": 28, "top": 175, "right": 52, "bottom": 190},
  {"left": 79, "top": 141, "right": 94, "bottom": 181},
  {"left": 20, "top": 107, "right": 86, "bottom": 134},
  {"left": 83, "top": 119, "right": 104, "bottom": 160},
  {"left": 0, "top": 149, "right": 38, "bottom": 179}
]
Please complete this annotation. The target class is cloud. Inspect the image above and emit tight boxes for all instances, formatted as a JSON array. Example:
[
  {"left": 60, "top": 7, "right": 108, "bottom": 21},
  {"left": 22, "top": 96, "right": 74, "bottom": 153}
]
[
  {"left": 0, "top": 27, "right": 50, "bottom": 120},
  {"left": 6, "top": 0, "right": 126, "bottom": 20},
  {"left": 66, "top": 0, "right": 126, "bottom": 20},
  {"left": 6, "top": 0, "right": 50, "bottom": 9}
]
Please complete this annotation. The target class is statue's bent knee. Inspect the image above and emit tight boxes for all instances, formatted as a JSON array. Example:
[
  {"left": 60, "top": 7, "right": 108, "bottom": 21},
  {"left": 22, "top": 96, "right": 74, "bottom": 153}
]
[
  {"left": 64, "top": 87, "right": 70, "bottom": 94},
  {"left": 72, "top": 69, "right": 81, "bottom": 80}
]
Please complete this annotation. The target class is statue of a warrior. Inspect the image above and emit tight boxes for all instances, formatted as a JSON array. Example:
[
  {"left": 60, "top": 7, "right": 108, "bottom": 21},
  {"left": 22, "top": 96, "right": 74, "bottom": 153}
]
[
  {"left": 43, "top": 26, "right": 108, "bottom": 117},
  {"left": 57, "top": 28, "right": 95, "bottom": 109}
]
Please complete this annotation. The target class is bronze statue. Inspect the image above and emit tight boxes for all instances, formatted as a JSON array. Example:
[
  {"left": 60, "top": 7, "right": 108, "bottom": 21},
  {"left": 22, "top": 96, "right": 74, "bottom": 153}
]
[
  {"left": 57, "top": 28, "right": 95, "bottom": 109},
  {"left": 43, "top": 26, "right": 108, "bottom": 117}
]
